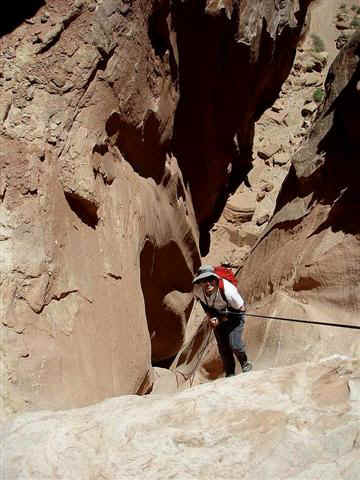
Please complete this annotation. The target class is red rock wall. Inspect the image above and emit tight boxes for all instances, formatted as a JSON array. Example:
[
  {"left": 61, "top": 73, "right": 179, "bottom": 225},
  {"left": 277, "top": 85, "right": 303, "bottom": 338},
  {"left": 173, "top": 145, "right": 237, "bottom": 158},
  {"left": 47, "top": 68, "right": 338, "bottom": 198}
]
[{"left": 0, "top": 0, "right": 312, "bottom": 415}]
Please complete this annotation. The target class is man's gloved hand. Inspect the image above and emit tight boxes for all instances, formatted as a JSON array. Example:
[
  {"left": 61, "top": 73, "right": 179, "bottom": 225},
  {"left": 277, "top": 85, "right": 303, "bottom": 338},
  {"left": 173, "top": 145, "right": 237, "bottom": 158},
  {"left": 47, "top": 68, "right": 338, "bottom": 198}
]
[{"left": 207, "top": 316, "right": 219, "bottom": 328}]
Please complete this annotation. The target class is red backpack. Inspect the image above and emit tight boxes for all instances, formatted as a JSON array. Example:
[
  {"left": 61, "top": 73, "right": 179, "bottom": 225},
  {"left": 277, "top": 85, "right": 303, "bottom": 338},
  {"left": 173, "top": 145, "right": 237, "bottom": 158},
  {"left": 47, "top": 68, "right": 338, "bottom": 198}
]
[{"left": 214, "top": 265, "right": 238, "bottom": 290}]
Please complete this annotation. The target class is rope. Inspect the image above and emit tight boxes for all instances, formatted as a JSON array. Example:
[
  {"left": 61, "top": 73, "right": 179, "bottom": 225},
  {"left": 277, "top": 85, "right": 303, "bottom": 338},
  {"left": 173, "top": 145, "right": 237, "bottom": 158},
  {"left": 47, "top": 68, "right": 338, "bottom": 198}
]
[
  {"left": 187, "top": 327, "right": 212, "bottom": 386},
  {"left": 223, "top": 311, "right": 360, "bottom": 330},
  {"left": 226, "top": 264, "right": 359, "bottom": 330},
  {"left": 171, "top": 299, "right": 214, "bottom": 386},
  {"left": 172, "top": 324, "right": 213, "bottom": 385}
]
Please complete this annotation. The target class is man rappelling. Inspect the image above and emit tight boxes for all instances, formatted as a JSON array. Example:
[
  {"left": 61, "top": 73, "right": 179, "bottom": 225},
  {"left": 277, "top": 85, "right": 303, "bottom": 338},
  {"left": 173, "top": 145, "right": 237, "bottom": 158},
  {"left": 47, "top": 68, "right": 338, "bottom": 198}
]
[{"left": 193, "top": 265, "right": 252, "bottom": 377}]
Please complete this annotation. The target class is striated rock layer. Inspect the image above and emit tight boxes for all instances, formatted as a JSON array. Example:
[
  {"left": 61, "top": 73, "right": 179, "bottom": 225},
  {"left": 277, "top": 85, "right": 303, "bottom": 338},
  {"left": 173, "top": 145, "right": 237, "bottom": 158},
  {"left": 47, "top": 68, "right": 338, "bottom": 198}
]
[
  {"left": 2, "top": 357, "right": 360, "bottom": 479},
  {"left": 0, "top": 0, "right": 312, "bottom": 416},
  {"left": 0, "top": 0, "right": 198, "bottom": 417}
]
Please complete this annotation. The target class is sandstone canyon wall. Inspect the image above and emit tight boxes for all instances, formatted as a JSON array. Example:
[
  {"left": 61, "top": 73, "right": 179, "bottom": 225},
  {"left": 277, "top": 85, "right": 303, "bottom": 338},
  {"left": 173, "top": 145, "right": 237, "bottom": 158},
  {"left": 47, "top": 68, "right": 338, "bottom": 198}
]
[
  {"left": 0, "top": 0, "right": 312, "bottom": 416},
  {"left": 0, "top": 0, "right": 197, "bottom": 416},
  {"left": 239, "top": 30, "right": 360, "bottom": 370},
  {"left": 2, "top": 3, "right": 360, "bottom": 478},
  {"left": 169, "top": 0, "right": 360, "bottom": 388}
]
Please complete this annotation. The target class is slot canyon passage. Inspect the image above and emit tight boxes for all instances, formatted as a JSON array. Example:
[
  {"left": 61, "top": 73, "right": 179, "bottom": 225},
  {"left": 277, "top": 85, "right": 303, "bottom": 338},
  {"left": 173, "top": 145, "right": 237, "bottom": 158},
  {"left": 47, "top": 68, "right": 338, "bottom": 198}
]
[{"left": 1, "top": 0, "right": 360, "bottom": 478}]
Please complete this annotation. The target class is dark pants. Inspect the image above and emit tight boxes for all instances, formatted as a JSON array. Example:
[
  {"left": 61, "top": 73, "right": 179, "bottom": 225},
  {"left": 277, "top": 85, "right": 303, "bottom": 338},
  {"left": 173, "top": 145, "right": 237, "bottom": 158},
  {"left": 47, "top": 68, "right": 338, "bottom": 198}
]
[{"left": 214, "top": 314, "right": 247, "bottom": 376}]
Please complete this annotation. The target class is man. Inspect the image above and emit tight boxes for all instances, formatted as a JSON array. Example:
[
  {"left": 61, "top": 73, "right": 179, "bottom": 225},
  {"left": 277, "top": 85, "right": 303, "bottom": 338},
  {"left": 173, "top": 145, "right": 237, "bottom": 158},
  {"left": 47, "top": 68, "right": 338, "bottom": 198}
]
[{"left": 193, "top": 265, "right": 252, "bottom": 377}]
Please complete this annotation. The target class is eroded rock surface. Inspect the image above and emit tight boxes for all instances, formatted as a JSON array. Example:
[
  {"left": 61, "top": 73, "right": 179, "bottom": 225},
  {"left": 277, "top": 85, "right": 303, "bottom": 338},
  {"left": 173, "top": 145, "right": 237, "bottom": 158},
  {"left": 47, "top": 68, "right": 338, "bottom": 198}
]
[
  {"left": 2, "top": 357, "right": 360, "bottom": 479},
  {"left": 0, "top": 0, "right": 312, "bottom": 416},
  {"left": 0, "top": 0, "right": 198, "bottom": 416}
]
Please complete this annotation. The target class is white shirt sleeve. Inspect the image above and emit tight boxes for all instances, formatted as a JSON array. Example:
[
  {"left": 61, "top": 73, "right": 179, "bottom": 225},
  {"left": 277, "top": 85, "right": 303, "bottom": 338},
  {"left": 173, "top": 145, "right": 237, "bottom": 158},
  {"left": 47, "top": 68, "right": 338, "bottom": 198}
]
[{"left": 222, "top": 279, "right": 244, "bottom": 310}]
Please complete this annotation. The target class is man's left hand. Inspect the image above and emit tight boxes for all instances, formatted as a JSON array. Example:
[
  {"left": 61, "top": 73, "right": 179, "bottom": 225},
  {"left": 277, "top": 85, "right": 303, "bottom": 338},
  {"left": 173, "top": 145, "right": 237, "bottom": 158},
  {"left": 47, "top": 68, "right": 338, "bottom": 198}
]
[{"left": 208, "top": 316, "right": 219, "bottom": 328}]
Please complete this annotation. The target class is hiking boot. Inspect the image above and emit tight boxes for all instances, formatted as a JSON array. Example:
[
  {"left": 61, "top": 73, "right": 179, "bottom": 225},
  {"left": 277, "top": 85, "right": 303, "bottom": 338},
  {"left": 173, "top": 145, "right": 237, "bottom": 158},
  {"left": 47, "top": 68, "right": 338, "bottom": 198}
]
[
  {"left": 225, "top": 372, "right": 235, "bottom": 377},
  {"left": 241, "top": 361, "right": 252, "bottom": 373}
]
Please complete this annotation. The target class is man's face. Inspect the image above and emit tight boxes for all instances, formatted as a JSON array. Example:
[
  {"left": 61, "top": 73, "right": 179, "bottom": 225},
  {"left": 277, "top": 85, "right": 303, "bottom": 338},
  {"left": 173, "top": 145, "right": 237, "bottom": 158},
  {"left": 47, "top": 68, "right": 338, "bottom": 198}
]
[{"left": 201, "top": 277, "right": 218, "bottom": 296}]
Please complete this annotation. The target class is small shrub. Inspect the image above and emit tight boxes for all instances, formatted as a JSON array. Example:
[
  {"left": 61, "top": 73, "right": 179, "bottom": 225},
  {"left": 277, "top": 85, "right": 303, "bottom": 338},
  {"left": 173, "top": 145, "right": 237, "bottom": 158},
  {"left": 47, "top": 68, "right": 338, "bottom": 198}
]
[
  {"left": 351, "top": 16, "right": 360, "bottom": 28},
  {"left": 313, "top": 88, "right": 325, "bottom": 104},
  {"left": 336, "top": 33, "right": 350, "bottom": 49},
  {"left": 311, "top": 34, "right": 325, "bottom": 53}
]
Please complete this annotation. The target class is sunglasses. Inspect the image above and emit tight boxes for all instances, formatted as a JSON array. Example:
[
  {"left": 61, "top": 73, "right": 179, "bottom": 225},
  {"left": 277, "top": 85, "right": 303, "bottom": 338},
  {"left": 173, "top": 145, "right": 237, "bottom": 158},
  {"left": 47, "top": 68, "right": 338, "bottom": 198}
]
[{"left": 198, "top": 277, "right": 217, "bottom": 284}]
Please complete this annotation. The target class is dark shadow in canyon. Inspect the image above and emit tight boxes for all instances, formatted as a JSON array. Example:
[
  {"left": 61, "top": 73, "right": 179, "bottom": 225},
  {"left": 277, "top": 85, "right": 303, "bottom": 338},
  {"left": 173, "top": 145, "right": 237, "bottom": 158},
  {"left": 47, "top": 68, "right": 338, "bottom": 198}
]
[
  {"left": 170, "top": 0, "right": 307, "bottom": 255},
  {"left": 64, "top": 191, "right": 99, "bottom": 230},
  {"left": 106, "top": 111, "right": 166, "bottom": 184},
  {"left": 148, "top": 0, "right": 178, "bottom": 82},
  {"left": 0, "top": 1, "right": 45, "bottom": 37},
  {"left": 140, "top": 239, "right": 194, "bottom": 363}
]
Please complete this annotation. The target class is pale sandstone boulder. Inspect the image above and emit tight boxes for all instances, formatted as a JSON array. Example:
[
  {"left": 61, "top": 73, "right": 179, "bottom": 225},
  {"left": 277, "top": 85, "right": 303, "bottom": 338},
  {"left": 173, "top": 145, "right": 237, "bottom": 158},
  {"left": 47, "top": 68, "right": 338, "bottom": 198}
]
[
  {"left": 274, "top": 152, "right": 290, "bottom": 166},
  {"left": 2, "top": 357, "right": 360, "bottom": 479},
  {"left": 223, "top": 190, "right": 257, "bottom": 224}
]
